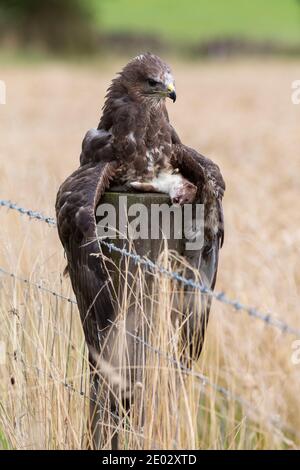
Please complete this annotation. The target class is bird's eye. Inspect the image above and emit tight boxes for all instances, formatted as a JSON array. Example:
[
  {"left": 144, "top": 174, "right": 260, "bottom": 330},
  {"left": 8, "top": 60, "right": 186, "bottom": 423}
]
[{"left": 148, "top": 78, "right": 158, "bottom": 87}]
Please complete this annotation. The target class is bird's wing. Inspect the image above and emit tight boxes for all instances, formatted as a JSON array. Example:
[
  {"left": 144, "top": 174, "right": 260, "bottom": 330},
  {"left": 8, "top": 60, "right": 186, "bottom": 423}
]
[
  {"left": 171, "top": 143, "right": 225, "bottom": 248},
  {"left": 80, "top": 128, "right": 113, "bottom": 166},
  {"left": 170, "top": 124, "right": 182, "bottom": 145},
  {"left": 171, "top": 143, "right": 225, "bottom": 359},
  {"left": 55, "top": 160, "right": 118, "bottom": 350},
  {"left": 81, "top": 108, "right": 142, "bottom": 171}
]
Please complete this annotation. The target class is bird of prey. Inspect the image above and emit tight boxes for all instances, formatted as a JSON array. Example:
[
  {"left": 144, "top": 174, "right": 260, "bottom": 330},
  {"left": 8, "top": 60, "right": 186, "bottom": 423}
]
[{"left": 56, "top": 53, "right": 225, "bottom": 447}]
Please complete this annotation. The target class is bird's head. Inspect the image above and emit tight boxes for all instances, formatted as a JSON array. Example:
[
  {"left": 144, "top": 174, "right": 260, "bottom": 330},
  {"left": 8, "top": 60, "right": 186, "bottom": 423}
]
[{"left": 120, "top": 53, "right": 176, "bottom": 104}]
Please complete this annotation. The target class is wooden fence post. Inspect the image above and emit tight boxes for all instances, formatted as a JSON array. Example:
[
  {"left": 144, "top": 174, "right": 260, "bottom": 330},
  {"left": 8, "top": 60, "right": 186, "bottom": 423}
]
[
  {"left": 90, "top": 191, "right": 184, "bottom": 449},
  {"left": 97, "top": 191, "right": 184, "bottom": 280}
]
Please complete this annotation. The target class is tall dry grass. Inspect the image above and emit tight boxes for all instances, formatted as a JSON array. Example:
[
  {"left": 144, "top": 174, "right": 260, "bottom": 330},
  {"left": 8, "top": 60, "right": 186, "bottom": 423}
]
[{"left": 0, "top": 59, "right": 300, "bottom": 449}]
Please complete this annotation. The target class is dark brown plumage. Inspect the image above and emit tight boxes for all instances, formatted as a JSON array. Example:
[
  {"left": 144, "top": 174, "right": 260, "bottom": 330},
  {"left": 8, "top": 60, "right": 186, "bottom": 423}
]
[{"left": 55, "top": 53, "right": 225, "bottom": 447}]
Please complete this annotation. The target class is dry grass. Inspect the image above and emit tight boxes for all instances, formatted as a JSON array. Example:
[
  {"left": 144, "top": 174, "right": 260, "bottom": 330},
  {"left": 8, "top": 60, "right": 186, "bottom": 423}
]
[{"left": 0, "top": 58, "right": 300, "bottom": 449}]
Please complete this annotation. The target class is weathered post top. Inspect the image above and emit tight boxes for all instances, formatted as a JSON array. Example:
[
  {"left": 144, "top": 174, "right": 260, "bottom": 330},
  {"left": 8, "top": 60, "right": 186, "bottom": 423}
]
[{"left": 96, "top": 191, "right": 184, "bottom": 284}]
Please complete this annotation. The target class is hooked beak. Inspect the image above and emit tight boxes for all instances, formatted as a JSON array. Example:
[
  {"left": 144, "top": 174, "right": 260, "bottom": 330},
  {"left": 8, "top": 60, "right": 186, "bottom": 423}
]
[{"left": 166, "top": 83, "right": 176, "bottom": 103}]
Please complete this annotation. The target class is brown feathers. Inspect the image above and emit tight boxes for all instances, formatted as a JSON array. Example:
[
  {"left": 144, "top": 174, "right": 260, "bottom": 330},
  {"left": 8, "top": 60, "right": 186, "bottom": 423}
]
[{"left": 56, "top": 53, "right": 226, "bottom": 358}]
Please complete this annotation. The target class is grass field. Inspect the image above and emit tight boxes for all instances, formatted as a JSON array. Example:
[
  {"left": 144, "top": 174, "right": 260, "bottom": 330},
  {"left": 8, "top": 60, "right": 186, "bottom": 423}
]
[
  {"left": 0, "top": 58, "right": 300, "bottom": 449},
  {"left": 98, "top": 0, "right": 300, "bottom": 44}
]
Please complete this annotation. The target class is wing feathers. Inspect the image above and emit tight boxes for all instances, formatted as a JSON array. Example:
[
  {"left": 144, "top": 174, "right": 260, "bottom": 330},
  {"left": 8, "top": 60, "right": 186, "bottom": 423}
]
[
  {"left": 170, "top": 143, "right": 225, "bottom": 360},
  {"left": 56, "top": 161, "right": 117, "bottom": 348}
]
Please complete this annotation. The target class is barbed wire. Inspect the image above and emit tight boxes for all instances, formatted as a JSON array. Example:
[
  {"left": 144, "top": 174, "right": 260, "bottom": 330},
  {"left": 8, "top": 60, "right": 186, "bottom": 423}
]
[
  {"left": 0, "top": 266, "right": 269, "bottom": 405},
  {"left": 7, "top": 354, "right": 134, "bottom": 438},
  {"left": 1, "top": 198, "right": 300, "bottom": 338},
  {"left": 9, "top": 353, "right": 93, "bottom": 402},
  {"left": 100, "top": 240, "right": 300, "bottom": 337},
  {"left": 110, "top": 322, "right": 300, "bottom": 439},
  {"left": 0, "top": 266, "right": 77, "bottom": 305},
  {"left": 1, "top": 263, "right": 298, "bottom": 440},
  {"left": 0, "top": 199, "right": 56, "bottom": 226},
  {"left": 6, "top": 355, "right": 165, "bottom": 446},
  {"left": 0, "top": 265, "right": 223, "bottom": 393}
]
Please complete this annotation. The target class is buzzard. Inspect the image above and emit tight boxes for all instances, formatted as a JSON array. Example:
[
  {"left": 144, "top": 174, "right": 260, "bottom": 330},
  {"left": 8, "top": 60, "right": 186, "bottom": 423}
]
[{"left": 55, "top": 53, "right": 225, "bottom": 448}]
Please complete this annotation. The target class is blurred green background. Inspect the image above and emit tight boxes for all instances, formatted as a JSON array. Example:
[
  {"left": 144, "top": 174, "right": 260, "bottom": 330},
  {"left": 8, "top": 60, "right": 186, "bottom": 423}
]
[
  {"left": 99, "top": 0, "right": 300, "bottom": 44},
  {"left": 1, "top": 0, "right": 300, "bottom": 57}
]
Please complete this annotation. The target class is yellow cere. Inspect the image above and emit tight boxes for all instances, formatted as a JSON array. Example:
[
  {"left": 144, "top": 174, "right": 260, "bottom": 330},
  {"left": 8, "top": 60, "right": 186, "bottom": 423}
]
[{"left": 167, "top": 83, "right": 175, "bottom": 92}]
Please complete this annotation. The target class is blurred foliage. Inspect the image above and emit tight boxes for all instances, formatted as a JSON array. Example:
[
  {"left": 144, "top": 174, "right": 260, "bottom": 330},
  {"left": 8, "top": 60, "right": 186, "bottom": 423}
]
[
  {"left": 99, "top": 0, "right": 300, "bottom": 45},
  {"left": 0, "top": 0, "right": 99, "bottom": 52},
  {"left": 1, "top": 0, "right": 300, "bottom": 56}
]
